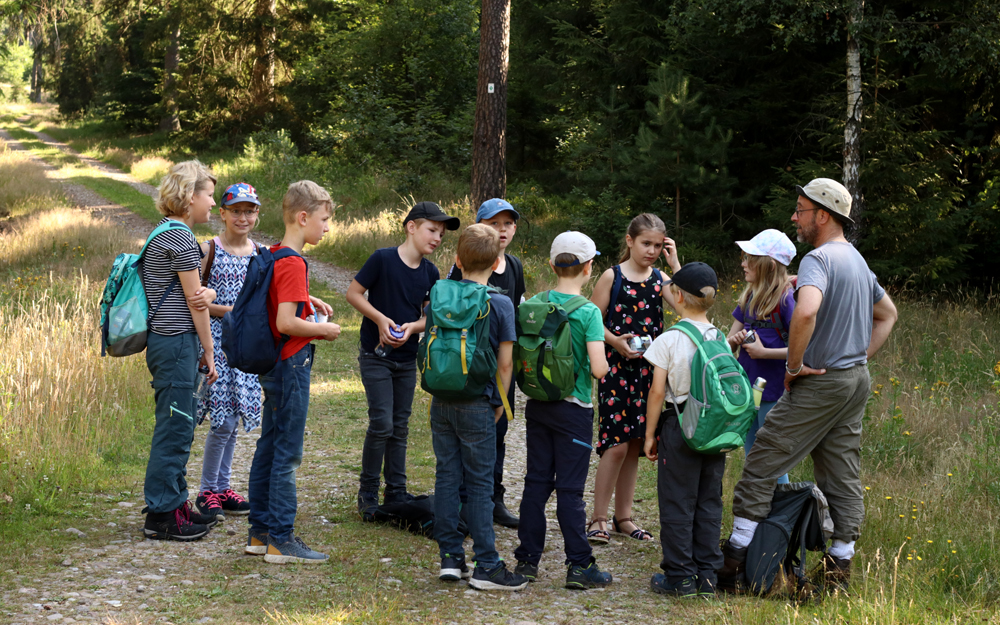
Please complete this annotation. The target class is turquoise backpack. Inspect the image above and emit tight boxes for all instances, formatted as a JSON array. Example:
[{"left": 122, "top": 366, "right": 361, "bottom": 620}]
[
  {"left": 99, "top": 221, "right": 193, "bottom": 357},
  {"left": 667, "top": 319, "right": 756, "bottom": 454}
]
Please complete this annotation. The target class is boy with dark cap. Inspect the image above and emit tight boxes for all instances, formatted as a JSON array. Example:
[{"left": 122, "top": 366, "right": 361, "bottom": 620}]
[
  {"left": 446, "top": 198, "right": 526, "bottom": 528},
  {"left": 347, "top": 201, "right": 460, "bottom": 518},
  {"left": 641, "top": 262, "right": 726, "bottom": 598}
]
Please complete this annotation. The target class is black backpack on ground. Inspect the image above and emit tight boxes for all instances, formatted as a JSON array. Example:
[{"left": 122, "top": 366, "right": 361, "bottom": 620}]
[
  {"left": 743, "top": 481, "right": 834, "bottom": 597},
  {"left": 368, "top": 494, "right": 469, "bottom": 539}
]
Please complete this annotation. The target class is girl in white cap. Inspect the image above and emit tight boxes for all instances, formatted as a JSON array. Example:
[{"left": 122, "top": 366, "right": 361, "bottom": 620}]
[{"left": 726, "top": 229, "right": 797, "bottom": 484}]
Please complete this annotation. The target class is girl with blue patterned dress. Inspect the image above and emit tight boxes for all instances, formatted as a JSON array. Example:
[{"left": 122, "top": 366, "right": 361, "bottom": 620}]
[
  {"left": 587, "top": 214, "right": 681, "bottom": 544},
  {"left": 194, "top": 183, "right": 264, "bottom": 521}
]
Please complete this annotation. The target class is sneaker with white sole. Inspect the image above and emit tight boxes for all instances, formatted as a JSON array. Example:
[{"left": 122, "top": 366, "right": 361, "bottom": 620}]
[
  {"left": 245, "top": 528, "right": 269, "bottom": 555},
  {"left": 144, "top": 508, "right": 210, "bottom": 541},
  {"left": 216, "top": 489, "right": 251, "bottom": 515},
  {"left": 264, "top": 534, "right": 329, "bottom": 564},
  {"left": 469, "top": 562, "right": 528, "bottom": 591},
  {"left": 439, "top": 553, "right": 472, "bottom": 581}
]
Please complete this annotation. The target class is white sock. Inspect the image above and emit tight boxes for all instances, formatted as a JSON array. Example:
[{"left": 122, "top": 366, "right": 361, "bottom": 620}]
[
  {"left": 730, "top": 517, "right": 758, "bottom": 549},
  {"left": 828, "top": 539, "right": 856, "bottom": 559}
]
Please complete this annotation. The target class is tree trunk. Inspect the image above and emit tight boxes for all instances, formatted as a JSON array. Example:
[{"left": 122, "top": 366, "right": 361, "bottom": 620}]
[
  {"left": 471, "top": 0, "right": 511, "bottom": 208},
  {"left": 844, "top": 0, "right": 864, "bottom": 237},
  {"left": 159, "top": 22, "right": 182, "bottom": 133},
  {"left": 250, "top": 0, "right": 277, "bottom": 116},
  {"left": 30, "top": 28, "right": 43, "bottom": 103}
]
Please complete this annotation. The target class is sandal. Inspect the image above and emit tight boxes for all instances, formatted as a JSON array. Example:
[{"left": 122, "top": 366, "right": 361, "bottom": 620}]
[
  {"left": 612, "top": 515, "right": 654, "bottom": 542},
  {"left": 587, "top": 518, "right": 611, "bottom": 545}
]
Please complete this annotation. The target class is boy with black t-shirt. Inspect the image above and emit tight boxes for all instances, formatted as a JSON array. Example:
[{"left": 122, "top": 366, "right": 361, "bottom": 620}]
[
  {"left": 446, "top": 198, "right": 526, "bottom": 528},
  {"left": 347, "top": 201, "right": 460, "bottom": 518}
]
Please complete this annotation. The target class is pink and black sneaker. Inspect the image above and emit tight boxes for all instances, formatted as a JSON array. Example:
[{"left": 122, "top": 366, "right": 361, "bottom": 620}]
[
  {"left": 195, "top": 490, "right": 225, "bottom": 522},
  {"left": 216, "top": 489, "right": 251, "bottom": 515}
]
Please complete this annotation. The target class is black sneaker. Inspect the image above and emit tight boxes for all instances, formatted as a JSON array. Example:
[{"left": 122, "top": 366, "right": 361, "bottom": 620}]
[
  {"left": 383, "top": 490, "right": 415, "bottom": 505},
  {"left": 651, "top": 573, "right": 698, "bottom": 598},
  {"left": 697, "top": 574, "right": 718, "bottom": 598},
  {"left": 493, "top": 497, "right": 519, "bottom": 529},
  {"left": 469, "top": 562, "right": 528, "bottom": 591},
  {"left": 196, "top": 490, "right": 225, "bottom": 522},
  {"left": 439, "top": 553, "right": 472, "bottom": 581},
  {"left": 216, "top": 489, "right": 251, "bottom": 515},
  {"left": 181, "top": 500, "right": 219, "bottom": 528},
  {"left": 716, "top": 539, "right": 747, "bottom": 593},
  {"left": 566, "top": 558, "right": 612, "bottom": 590},
  {"left": 822, "top": 554, "right": 851, "bottom": 594},
  {"left": 514, "top": 561, "right": 538, "bottom": 582},
  {"left": 358, "top": 490, "right": 379, "bottom": 522},
  {"left": 144, "top": 508, "right": 210, "bottom": 541}
]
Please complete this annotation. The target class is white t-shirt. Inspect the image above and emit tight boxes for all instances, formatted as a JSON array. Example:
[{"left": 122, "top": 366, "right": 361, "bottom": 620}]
[{"left": 643, "top": 319, "right": 722, "bottom": 404}]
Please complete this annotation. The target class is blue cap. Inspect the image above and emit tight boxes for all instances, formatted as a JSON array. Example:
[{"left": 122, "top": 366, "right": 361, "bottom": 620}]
[
  {"left": 221, "top": 182, "right": 261, "bottom": 207},
  {"left": 476, "top": 198, "right": 520, "bottom": 222}
]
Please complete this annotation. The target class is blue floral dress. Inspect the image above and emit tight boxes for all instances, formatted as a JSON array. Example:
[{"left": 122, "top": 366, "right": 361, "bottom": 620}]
[{"left": 197, "top": 238, "right": 262, "bottom": 432}]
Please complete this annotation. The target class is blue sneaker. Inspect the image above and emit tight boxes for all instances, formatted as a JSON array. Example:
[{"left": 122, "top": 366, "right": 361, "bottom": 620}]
[
  {"left": 566, "top": 559, "right": 612, "bottom": 589},
  {"left": 514, "top": 561, "right": 538, "bottom": 582},
  {"left": 439, "top": 553, "right": 472, "bottom": 581},
  {"left": 651, "top": 573, "right": 698, "bottom": 598},
  {"left": 469, "top": 562, "right": 528, "bottom": 591},
  {"left": 264, "top": 534, "right": 329, "bottom": 564},
  {"left": 358, "top": 490, "right": 379, "bottom": 522},
  {"left": 245, "top": 528, "right": 269, "bottom": 555}
]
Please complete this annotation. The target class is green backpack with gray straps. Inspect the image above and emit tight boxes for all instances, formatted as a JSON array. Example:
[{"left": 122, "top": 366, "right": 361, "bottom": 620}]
[
  {"left": 667, "top": 319, "right": 756, "bottom": 454},
  {"left": 514, "top": 291, "right": 589, "bottom": 401}
]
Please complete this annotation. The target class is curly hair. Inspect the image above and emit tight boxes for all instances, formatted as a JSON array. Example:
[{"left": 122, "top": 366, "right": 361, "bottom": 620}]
[{"left": 155, "top": 160, "right": 217, "bottom": 217}]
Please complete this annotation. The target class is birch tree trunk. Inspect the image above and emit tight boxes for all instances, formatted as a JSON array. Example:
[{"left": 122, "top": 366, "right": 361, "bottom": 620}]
[
  {"left": 471, "top": 0, "right": 511, "bottom": 208},
  {"left": 159, "top": 22, "right": 182, "bottom": 132},
  {"left": 250, "top": 0, "right": 277, "bottom": 115},
  {"left": 844, "top": 0, "right": 864, "bottom": 235}
]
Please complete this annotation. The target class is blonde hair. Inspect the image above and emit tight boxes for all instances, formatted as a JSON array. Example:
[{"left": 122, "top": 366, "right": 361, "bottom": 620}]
[
  {"left": 619, "top": 213, "right": 667, "bottom": 263},
  {"left": 552, "top": 253, "right": 588, "bottom": 278},
  {"left": 283, "top": 180, "right": 333, "bottom": 223},
  {"left": 155, "top": 160, "right": 216, "bottom": 217},
  {"left": 670, "top": 282, "right": 716, "bottom": 312},
  {"left": 457, "top": 224, "right": 500, "bottom": 273},
  {"left": 738, "top": 255, "right": 793, "bottom": 319}
]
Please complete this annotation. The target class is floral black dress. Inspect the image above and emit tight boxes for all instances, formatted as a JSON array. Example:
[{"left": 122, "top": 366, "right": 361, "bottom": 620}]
[{"left": 596, "top": 266, "right": 665, "bottom": 455}]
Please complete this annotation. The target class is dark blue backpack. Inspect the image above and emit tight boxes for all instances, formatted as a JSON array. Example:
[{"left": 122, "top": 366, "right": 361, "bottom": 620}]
[{"left": 222, "top": 247, "right": 307, "bottom": 374}]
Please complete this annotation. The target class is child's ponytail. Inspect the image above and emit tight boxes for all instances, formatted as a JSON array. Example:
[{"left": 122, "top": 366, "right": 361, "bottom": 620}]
[{"left": 618, "top": 213, "right": 667, "bottom": 263}]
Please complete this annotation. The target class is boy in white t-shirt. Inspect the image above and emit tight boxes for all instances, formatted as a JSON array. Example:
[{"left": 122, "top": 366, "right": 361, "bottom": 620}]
[{"left": 642, "top": 262, "right": 725, "bottom": 599}]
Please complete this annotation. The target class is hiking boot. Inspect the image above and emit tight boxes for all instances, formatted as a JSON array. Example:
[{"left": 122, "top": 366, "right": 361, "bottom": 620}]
[
  {"left": 822, "top": 554, "right": 851, "bottom": 594},
  {"left": 697, "top": 574, "right": 718, "bottom": 598},
  {"left": 245, "top": 528, "right": 269, "bottom": 555},
  {"left": 716, "top": 539, "right": 747, "bottom": 593},
  {"left": 216, "top": 489, "right": 251, "bottom": 515},
  {"left": 650, "top": 573, "right": 698, "bottom": 598},
  {"left": 439, "top": 553, "right": 472, "bottom": 581},
  {"left": 144, "top": 508, "right": 210, "bottom": 541},
  {"left": 264, "top": 534, "right": 329, "bottom": 564},
  {"left": 383, "top": 490, "right": 415, "bottom": 505},
  {"left": 196, "top": 490, "right": 225, "bottom": 522},
  {"left": 514, "top": 561, "right": 538, "bottom": 582},
  {"left": 179, "top": 500, "right": 219, "bottom": 528},
  {"left": 566, "top": 558, "right": 613, "bottom": 590},
  {"left": 493, "top": 497, "right": 519, "bottom": 529},
  {"left": 358, "top": 490, "right": 379, "bottom": 522},
  {"left": 469, "top": 562, "right": 528, "bottom": 591}
]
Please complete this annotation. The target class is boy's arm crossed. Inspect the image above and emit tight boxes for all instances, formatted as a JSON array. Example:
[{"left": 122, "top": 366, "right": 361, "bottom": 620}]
[
  {"left": 276, "top": 301, "right": 340, "bottom": 341},
  {"left": 495, "top": 341, "right": 513, "bottom": 423},
  {"left": 643, "top": 366, "right": 668, "bottom": 461}
]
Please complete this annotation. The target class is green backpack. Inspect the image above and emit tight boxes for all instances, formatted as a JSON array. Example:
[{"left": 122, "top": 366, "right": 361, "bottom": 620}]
[
  {"left": 99, "top": 220, "right": 192, "bottom": 357},
  {"left": 417, "top": 280, "right": 497, "bottom": 401},
  {"left": 667, "top": 319, "right": 756, "bottom": 454},
  {"left": 514, "top": 291, "right": 589, "bottom": 401}
]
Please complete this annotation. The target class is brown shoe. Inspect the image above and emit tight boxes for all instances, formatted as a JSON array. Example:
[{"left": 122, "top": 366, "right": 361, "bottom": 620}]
[
  {"left": 822, "top": 554, "right": 851, "bottom": 594},
  {"left": 716, "top": 539, "right": 747, "bottom": 593}
]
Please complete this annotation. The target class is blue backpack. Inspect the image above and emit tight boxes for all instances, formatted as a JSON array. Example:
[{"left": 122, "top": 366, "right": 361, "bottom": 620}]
[{"left": 221, "top": 247, "right": 306, "bottom": 374}]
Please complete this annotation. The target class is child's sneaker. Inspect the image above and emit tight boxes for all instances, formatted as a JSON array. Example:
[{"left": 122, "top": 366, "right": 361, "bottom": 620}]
[
  {"left": 180, "top": 500, "right": 219, "bottom": 528},
  {"left": 245, "top": 528, "right": 269, "bottom": 555},
  {"left": 144, "top": 508, "right": 210, "bottom": 541},
  {"left": 697, "top": 574, "right": 718, "bottom": 598},
  {"left": 195, "top": 490, "right": 225, "bottom": 522},
  {"left": 439, "top": 553, "right": 472, "bottom": 581},
  {"left": 822, "top": 554, "right": 851, "bottom": 594},
  {"left": 358, "top": 490, "right": 379, "bottom": 522},
  {"left": 514, "top": 561, "right": 538, "bottom": 582},
  {"left": 264, "top": 534, "right": 329, "bottom": 564},
  {"left": 216, "top": 489, "right": 251, "bottom": 515},
  {"left": 565, "top": 558, "right": 612, "bottom": 590},
  {"left": 383, "top": 490, "right": 415, "bottom": 505},
  {"left": 651, "top": 573, "right": 698, "bottom": 598},
  {"left": 469, "top": 562, "right": 528, "bottom": 591}
]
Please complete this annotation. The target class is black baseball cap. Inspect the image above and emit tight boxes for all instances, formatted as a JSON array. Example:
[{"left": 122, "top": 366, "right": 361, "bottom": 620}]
[
  {"left": 403, "top": 201, "right": 460, "bottom": 230},
  {"left": 668, "top": 262, "right": 718, "bottom": 296}
]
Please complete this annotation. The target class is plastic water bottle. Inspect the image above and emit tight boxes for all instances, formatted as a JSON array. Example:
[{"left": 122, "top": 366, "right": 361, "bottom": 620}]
[
  {"left": 193, "top": 365, "right": 211, "bottom": 401},
  {"left": 375, "top": 326, "right": 404, "bottom": 357},
  {"left": 752, "top": 377, "right": 767, "bottom": 409}
]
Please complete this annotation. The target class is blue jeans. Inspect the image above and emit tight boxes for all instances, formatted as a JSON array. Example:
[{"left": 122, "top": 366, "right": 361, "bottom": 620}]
[
  {"left": 358, "top": 352, "right": 416, "bottom": 496},
  {"left": 431, "top": 397, "right": 499, "bottom": 568},
  {"left": 200, "top": 413, "right": 238, "bottom": 492},
  {"left": 745, "top": 401, "right": 789, "bottom": 485},
  {"left": 248, "top": 344, "right": 314, "bottom": 543},
  {"left": 144, "top": 332, "right": 199, "bottom": 513}
]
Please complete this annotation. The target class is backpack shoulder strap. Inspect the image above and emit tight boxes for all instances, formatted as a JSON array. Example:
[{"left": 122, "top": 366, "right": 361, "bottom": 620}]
[
  {"left": 561, "top": 295, "right": 590, "bottom": 315},
  {"left": 668, "top": 319, "right": 704, "bottom": 348},
  {"left": 271, "top": 246, "right": 309, "bottom": 270},
  {"left": 651, "top": 267, "right": 664, "bottom": 283},
  {"left": 607, "top": 265, "right": 623, "bottom": 327},
  {"left": 139, "top": 220, "right": 192, "bottom": 260},
  {"left": 201, "top": 238, "right": 216, "bottom": 287}
]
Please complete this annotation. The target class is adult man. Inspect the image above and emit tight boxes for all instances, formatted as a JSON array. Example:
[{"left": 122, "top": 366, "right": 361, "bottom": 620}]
[{"left": 718, "top": 178, "right": 898, "bottom": 592}]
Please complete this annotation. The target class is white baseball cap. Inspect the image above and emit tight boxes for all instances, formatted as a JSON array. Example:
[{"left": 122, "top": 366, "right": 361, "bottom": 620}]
[
  {"left": 550, "top": 231, "right": 600, "bottom": 267},
  {"left": 737, "top": 229, "right": 797, "bottom": 266},
  {"left": 796, "top": 178, "right": 854, "bottom": 223}
]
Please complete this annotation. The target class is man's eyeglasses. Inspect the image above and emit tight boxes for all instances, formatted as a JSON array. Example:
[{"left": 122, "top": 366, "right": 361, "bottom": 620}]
[
  {"left": 793, "top": 208, "right": 820, "bottom": 217},
  {"left": 223, "top": 207, "right": 259, "bottom": 218}
]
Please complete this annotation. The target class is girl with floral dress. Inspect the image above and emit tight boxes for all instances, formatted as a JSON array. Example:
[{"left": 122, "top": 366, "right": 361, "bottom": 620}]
[
  {"left": 587, "top": 214, "right": 682, "bottom": 544},
  {"left": 194, "top": 183, "right": 264, "bottom": 521}
]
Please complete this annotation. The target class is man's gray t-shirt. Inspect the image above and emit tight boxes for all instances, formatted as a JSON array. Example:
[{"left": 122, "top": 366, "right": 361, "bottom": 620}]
[{"left": 797, "top": 241, "right": 885, "bottom": 370}]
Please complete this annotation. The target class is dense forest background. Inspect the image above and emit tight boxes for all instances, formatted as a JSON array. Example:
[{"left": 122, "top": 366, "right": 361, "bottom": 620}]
[{"left": 2, "top": 0, "right": 999, "bottom": 288}]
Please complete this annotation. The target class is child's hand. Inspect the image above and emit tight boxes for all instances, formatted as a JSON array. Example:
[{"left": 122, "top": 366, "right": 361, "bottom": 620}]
[
  {"left": 612, "top": 333, "right": 640, "bottom": 359},
  {"left": 378, "top": 317, "right": 405, "bottom": 346},
  {"left": 321, "top": 322, "right": 342, "bottom": 341},
  {"left": 644, "top": 436, "right": 658, "bottom": 462},
  {"left": 742, "top": 339, "right": 767, "bottom": 359},
  {"left": 728, "top": 330, "right": 747, "bottom": 350},
  {"left": 188, "top": 287, "right": 216, "bottom": 311},
  {"left": 494, "top": 406, "right": 504, "bottom": 423},
  {"left": 310, "top": 295, "right": 333, "bottom": 318},
  {"left": 200, "top": 353, "right": 218, "bottom": 385},
  {"left": 397, "top": 322, "right": 418, "bottom": 344},
  {"left": 662, "top": 237, "right": 681, "bottom": 273}
]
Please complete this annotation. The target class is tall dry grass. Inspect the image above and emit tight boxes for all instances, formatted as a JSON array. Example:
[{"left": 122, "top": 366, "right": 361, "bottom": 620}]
[{"left": 0, "top": 139, "right": 59, "bottom": 218}]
